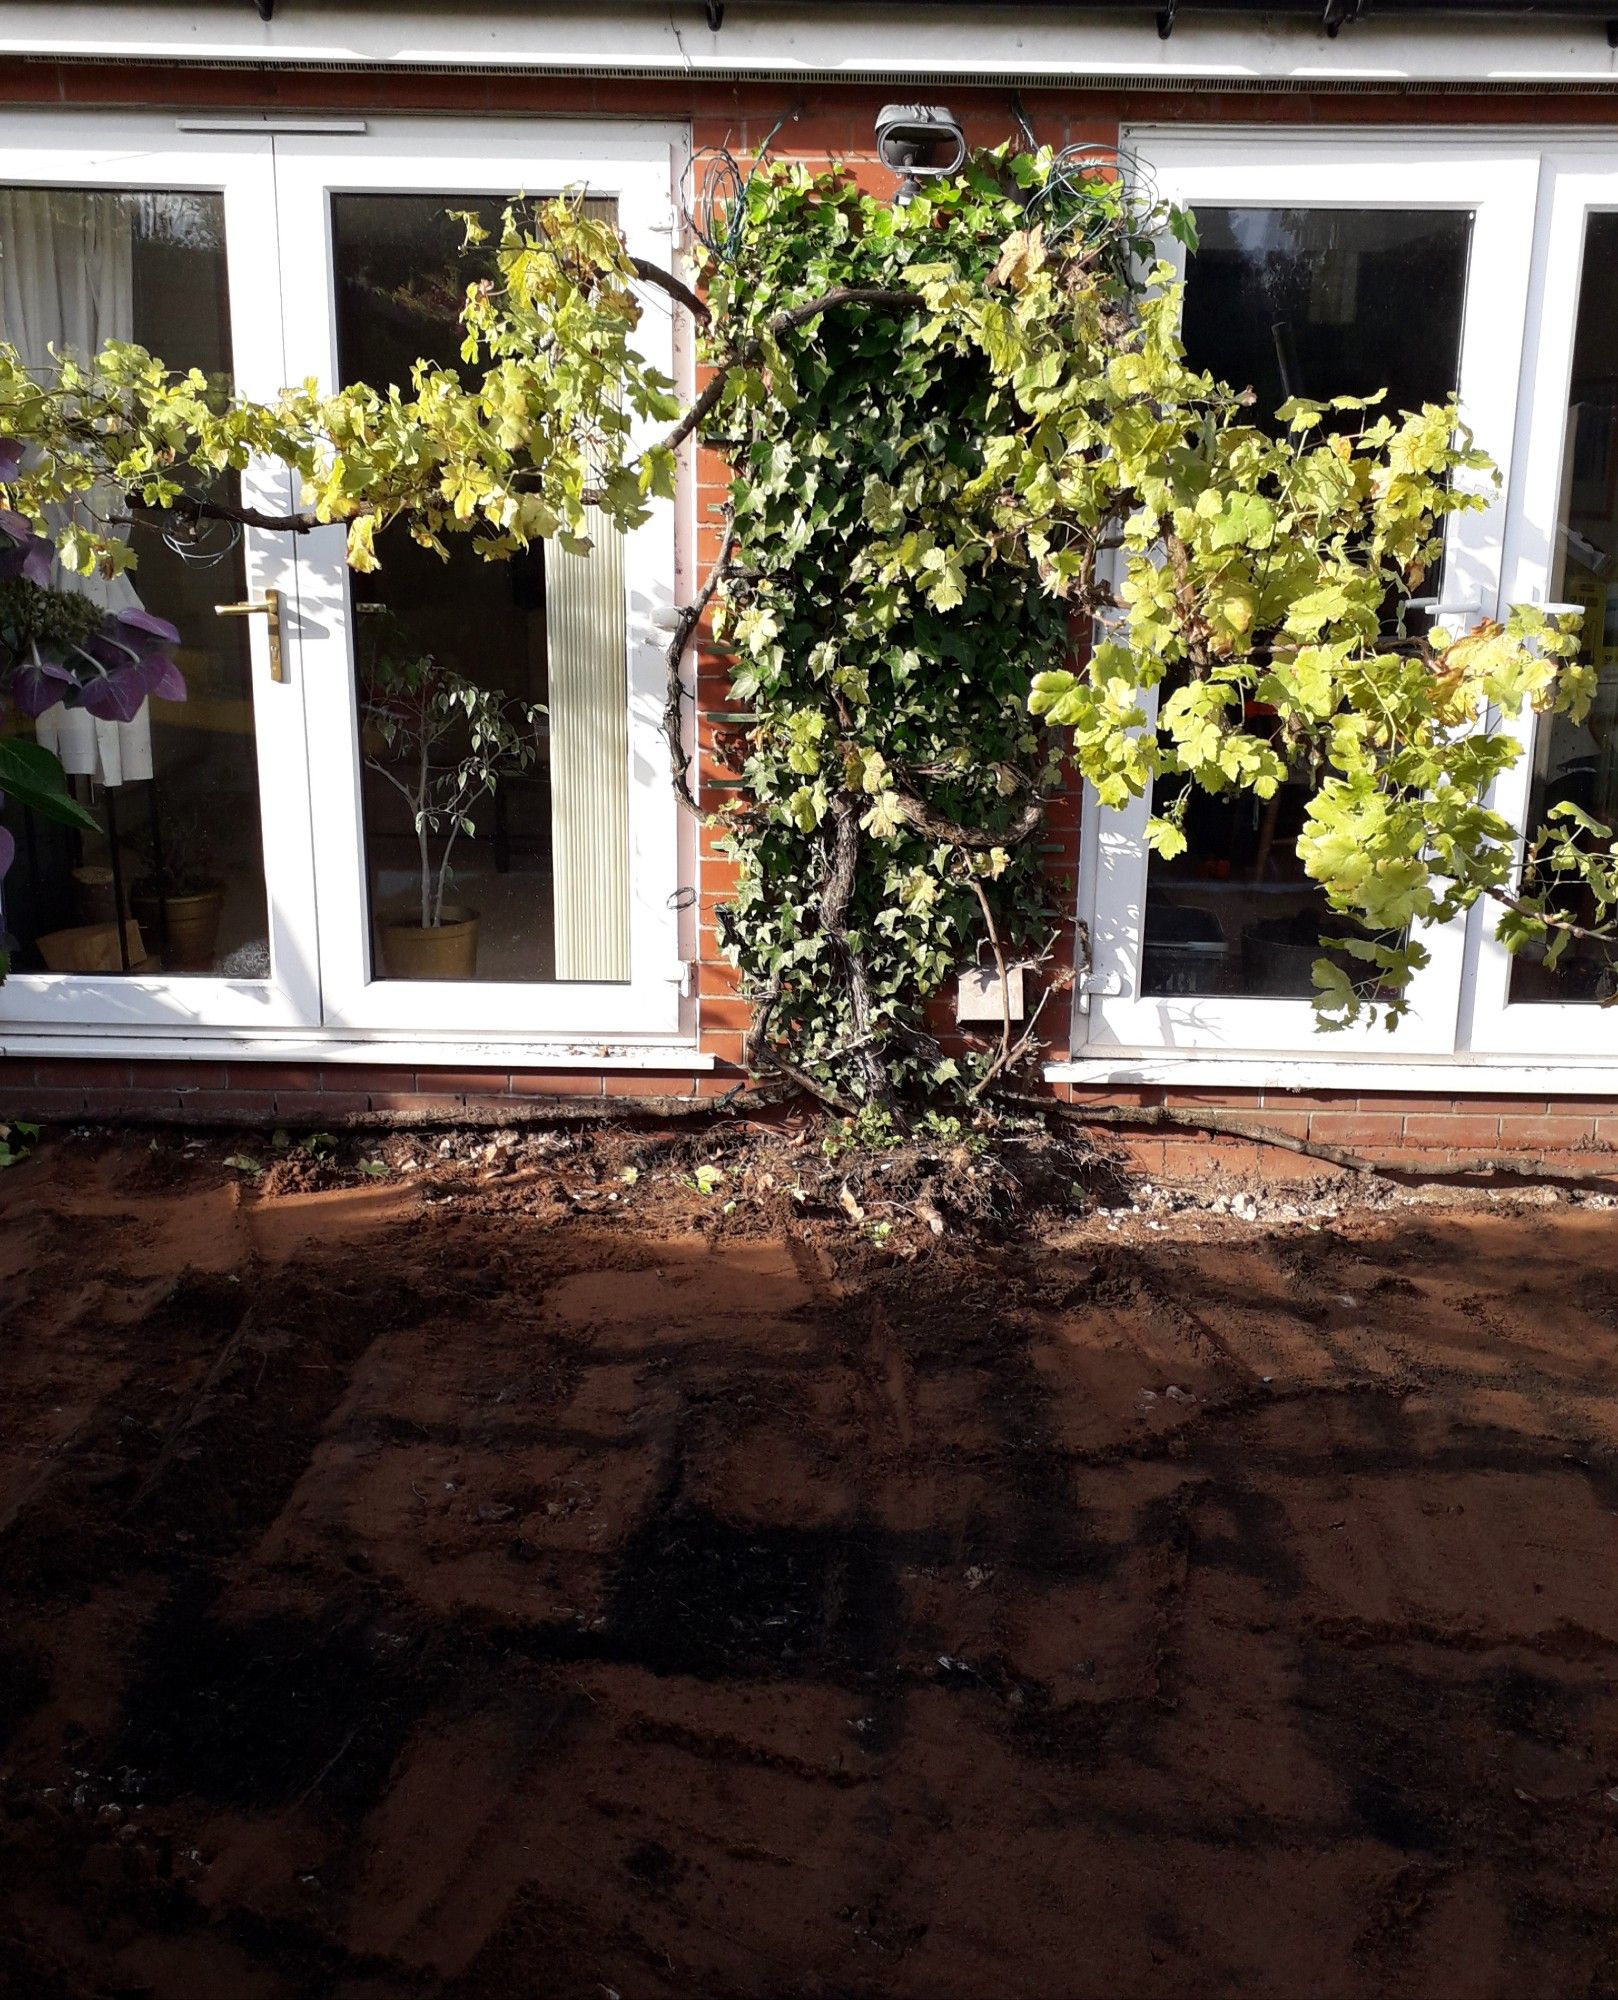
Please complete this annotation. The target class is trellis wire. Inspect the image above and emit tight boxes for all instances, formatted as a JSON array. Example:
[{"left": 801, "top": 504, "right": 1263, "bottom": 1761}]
[{"left": 682, "top": 108, "right": 796, "bottom": 265}]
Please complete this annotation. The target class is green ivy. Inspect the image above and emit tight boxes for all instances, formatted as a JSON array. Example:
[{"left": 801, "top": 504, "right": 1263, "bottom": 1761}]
[{"left": 699, "top": 158, "right": 1093, "bottom": 1114}]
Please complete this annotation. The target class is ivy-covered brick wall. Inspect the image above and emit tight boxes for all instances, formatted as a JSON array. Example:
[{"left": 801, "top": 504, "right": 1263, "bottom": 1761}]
[{"left": 3, "top": 59, "right": 1618, "bottom": 1154}]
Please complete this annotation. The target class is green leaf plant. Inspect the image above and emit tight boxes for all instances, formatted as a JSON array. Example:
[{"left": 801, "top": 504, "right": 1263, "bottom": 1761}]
[
  {"left": 356, "top": 608, "right": 543, "bottom": 932},
  {"left": 0, "top": 158, "right": 1602, "bottom": 1125}
]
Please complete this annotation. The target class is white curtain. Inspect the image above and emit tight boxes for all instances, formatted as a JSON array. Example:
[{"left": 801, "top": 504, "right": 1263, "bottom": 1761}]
[
  {"left": 0, "top": 187, "right": 152, "bottom": 786},
  {"left": 544, "top": 509, "right": 632, "bottom": 982}
]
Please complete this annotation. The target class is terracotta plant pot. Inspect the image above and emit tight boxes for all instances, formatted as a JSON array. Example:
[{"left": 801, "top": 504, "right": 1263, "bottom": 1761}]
[
  {"left": 131, "top": 883, "right": 226, "bottom": 970},
  {"left": 376, "top": 904, "right": 480, "bottom": 980},
  {"left": 71, "top": 865, "right": 121, "bottom": 926}
]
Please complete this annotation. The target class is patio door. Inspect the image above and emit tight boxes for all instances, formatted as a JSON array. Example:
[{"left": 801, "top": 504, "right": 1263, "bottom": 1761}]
[
  {"left": 274, "top": 125, "right": 686, "bottom": 1039},
  {"left": 1466, "top": 153, "right": 1618, "bottom": 1056},
  {"left": 1081, "top": 137, "right": 1542, "bottom": 1057},
  {"left": 0, "top": 116, "right": 319, "bottom": 1030},
  {"left": 0, "top": 114, "right": 686, "bottom": 1048}
]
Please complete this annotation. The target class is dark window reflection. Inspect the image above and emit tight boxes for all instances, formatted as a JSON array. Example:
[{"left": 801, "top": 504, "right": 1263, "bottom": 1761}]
[
  {"left": 1181, "top": 206, "right": 1472, "bottom": 430},
  {"left": 333, "top": 193, "right": 556, "bottom": 984},
  {"left": 1140, "top": 206, "right": 1471, "bottom": 1002},
  {"left": 1512, "top": 212, "right": 1618, "bottom": 1004}
]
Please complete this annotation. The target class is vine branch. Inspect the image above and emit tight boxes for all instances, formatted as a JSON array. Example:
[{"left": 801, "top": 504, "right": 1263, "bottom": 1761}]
[
  {"left": 653, "top": 285, "right": 921, "bottom": 461},
  {"left": 891, "top": 785, "right": 1045, "bottom": 850},
  {"left": 820, "top": 793, "right": 905, "bottom": 1124},
  {"left": 664, "top": 510, "right": 737, "bottom": 815},
  {"left": 124, "top": 494, "right": 322, "bottom": 537},
  {"left": 629, "top": 255, "right": 711, "bottom": 325}
]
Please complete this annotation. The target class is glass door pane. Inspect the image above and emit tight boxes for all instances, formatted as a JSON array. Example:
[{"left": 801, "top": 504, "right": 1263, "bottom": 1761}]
[
  {"left": 1139, "top": 206, "right": 1470, "bottom": 1007},
  {"left": 1472, "top": 162, "right": 1618, "bottom": 1056},
  {"left": 0, "top": 125, "right": 318, "bottom": 1030},
  {"left": 1508, "top": 212, "right": 1618, "bottom": 1006},
  {"left": 331, "top": 191, "right": 563, "bottom": 986},
  {"left": 279, "top": 126, "right": 684, "bottom": 1040},
  {"left": 0, "top": 188, "right": 268, "bottom": 979}
]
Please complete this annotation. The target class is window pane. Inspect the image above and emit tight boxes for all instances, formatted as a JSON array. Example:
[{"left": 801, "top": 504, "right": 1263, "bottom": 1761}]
[
  {"left": 1180, "top": 206, "right": 1472, "bottom": 433},
  {"left": 0, "top": 188, "right": 270, "bottom": 979},
  {"left": 1511, "top": 211, "right": 1618, "bottom": 1004},
  {"left": 332, "top": 192, "right": 630, "bottom": 986},
  {"left": 1139, "top": 206, "right": 1471, "bottom": 1001}
]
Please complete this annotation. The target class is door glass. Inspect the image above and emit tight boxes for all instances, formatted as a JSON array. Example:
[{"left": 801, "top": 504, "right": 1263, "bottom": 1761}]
[
  {"left": 1139, "top": 206, "right": 1472, "bottom": 1000},
  {"left": 0, "top": 187, "right": 270, "bottom": 979},
  {"left": 1510, "top": 211, "right": 1618, "bottom": 1005},
  {"left": 331, "top": 192, "right": 631, "bottom": 986}
]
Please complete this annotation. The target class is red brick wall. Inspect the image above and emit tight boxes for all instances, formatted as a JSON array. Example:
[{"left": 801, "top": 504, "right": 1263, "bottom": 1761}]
[
  {"left": 1, "top": 1055, "right": 1615, "bottom": 1183},
  {"left": 1055, "top": 1082, "right": 1618, "bottom": 1180},
  {"left": 0, "top": 1055, "right": 736, "bottom": 1126},
  {"left": 2, "top": 59, "right": 1616, "bottom": 1164}
]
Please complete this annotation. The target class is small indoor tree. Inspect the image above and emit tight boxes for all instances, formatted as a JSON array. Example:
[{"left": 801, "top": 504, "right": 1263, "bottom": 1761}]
[
  {"left": 357, "top": 615, "right": 544, "bottom": 979},
  {"left": 0, "top": 155, "right": 1602, "bottom": 1120}
]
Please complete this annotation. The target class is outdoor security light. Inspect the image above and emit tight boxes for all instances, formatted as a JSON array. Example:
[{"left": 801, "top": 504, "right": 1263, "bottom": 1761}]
[{"left": 875, "top": 105, "right": 967, "bottom": 204}]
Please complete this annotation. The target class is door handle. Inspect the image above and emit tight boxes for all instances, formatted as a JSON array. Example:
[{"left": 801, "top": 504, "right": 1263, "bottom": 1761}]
[{"left": 216, "top": 587, "right": 285, "bottom": 682}]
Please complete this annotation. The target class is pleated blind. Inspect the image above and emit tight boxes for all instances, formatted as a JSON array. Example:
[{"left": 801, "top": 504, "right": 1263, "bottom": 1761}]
[
  {"left": 544, "top": 197, "right": 633, "bottom": 983},
  {"left": 544, "top": 506, "right": 632, "bottom": 982}
]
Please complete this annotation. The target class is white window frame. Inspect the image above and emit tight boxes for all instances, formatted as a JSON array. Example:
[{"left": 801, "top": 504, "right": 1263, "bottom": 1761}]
[
  {"left": 0, "top": 113, "right": 321, "bottom": 1033},
  {"left": 1075, "top": 130, "right": 1544, "bottom": 1061},
  {"left": 275, "top": 120, "right": 688, "bottom": 1041},
  {"left": 1465, "top": 149, "right": 1618, "bottom": 1057}
]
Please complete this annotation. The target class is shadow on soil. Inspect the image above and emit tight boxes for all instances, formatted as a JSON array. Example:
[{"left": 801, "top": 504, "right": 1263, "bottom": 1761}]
[{"left": 3, "top": 1131, "right": 1618, "bottom": 1999}]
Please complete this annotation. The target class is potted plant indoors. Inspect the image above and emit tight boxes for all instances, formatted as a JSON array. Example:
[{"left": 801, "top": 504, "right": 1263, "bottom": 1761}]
[
  {"left": 129, "top": 803, "right": 227, "bottom": 970},
  {"left": 358, "top": 625, "right": 544, "bottom": 980}
]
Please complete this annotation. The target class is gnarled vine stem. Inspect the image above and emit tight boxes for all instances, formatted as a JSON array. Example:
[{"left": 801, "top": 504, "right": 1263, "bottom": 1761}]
[{"left": 664, "top": 511, "right": 737, "bottom": 816}]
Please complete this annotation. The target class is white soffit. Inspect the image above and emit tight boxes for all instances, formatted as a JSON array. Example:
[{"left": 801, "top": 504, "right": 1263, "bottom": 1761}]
[{"left": 5, "top": 3, "right": 1618, "bottom": 89}]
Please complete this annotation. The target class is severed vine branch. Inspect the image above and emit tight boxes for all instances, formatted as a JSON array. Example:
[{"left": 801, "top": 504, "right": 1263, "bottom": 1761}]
[
  {"left": 629, "top": 255, "right": 711, "bottom": 326},
  {"left": 124, "top": 494, "right": 321, "bottom": 537}
]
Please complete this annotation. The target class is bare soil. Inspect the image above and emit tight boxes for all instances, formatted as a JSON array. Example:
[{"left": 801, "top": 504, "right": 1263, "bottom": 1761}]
[{"left": 2, "top": 1121, "right": 1618, "bottom": 2000}]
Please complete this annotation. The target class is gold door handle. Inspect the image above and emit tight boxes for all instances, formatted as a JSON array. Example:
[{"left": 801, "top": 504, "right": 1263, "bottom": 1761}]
[{"left": 215, "top": 586, "right": 285, "bottom": 682}]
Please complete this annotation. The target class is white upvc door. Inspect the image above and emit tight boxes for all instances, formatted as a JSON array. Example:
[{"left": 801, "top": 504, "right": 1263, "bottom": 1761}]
[
  {"left": 1079, "top": 133, "right": 1543, "bottom": 1058},
  {"left": 1465, "top": 150, "right": 1618, "bottom": 1057},
  {"left": 274, "top": 120, "right": 688, "bottom": 1040},
  {"left": 0, "top": 112, "right": 320, "bottom": 1031}
]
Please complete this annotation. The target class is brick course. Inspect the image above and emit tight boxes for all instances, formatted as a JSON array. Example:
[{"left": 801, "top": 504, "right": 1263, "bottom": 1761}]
[{"left": 2, "top": 1051, "right": 1615, "bottom": 1182}]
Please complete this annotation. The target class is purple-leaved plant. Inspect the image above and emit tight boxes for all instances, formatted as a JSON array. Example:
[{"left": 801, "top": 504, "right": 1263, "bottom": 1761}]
[{"left": 0, "top": 485, "right": 186, "bottom": 884}]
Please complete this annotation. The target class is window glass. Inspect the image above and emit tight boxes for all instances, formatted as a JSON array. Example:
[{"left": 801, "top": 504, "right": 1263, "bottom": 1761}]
[
  {"left": 1511, "top": 210, "right": 1618, "bottom": 1004},
  {"left": 0, "top": 188, "right": 269, "bottom": 979},
  {"left": 1180, "top": 207, "right": 1472, "bottom": 429},
  {"left": 1139, "top": 205, "right": 1471, "bottom": 1000},
  {"left": 332, "top": 192, "right": 631, "bottom": 986}
]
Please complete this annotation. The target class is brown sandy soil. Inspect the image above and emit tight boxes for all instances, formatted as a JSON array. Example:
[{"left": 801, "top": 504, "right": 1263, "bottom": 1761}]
[{"left": 2, "top": 1122, "right": 1618, "bottom": 2000}]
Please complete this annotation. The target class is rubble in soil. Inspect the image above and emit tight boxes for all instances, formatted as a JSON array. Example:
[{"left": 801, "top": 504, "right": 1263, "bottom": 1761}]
[
  {"left": 102, "top": 1109, "right": 1618, "bottom": 1256},
  {"left": 3, "top": 1120, "right": 1618, "bottom": 2000}
]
